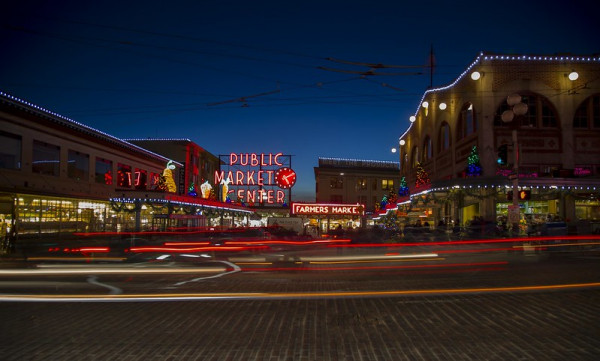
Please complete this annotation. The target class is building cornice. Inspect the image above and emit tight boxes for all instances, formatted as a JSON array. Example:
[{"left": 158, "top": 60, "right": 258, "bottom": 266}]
[{"left": 0, "top": 91, "right": 182, "bottom": 167}]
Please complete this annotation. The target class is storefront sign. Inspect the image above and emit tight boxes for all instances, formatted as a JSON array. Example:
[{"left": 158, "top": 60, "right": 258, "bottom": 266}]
[
  {"left": 215, "top": 152, "right": 294, "bottom": 206},
  {"left": 574, "top": 167, "right": 592, "bottom": 176},
  {"left": 291, "top": 203, "right": 364, "bottom": 216}
]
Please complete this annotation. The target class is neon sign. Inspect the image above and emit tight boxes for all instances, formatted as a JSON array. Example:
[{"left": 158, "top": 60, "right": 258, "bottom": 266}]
[
  {"left": 575, "top": 167, "right": 591, "bottom": 176},
  {"left": 291, "top": 203, "right": 364, "bottom": 216},
  {"left": 229, "top": 153, "right": 283, "bottom": 167},
  {"left": 215, "top": 152, "right": 294, "bottom": 206}
]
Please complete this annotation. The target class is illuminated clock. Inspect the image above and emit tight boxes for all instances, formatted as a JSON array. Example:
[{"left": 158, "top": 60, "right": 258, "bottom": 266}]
[{"left": 275, "top": 167, "right": 296, "bottom": 189}]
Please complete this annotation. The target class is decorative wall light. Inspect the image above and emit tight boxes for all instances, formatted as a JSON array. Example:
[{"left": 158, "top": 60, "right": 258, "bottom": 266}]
[
  {"left": 568, "top": 71, "right": 579, "bottom": 81},
  {"left": 470, "top": 71, "right": 482, "bottom": 80},
  {"left": 439, "top": 102, "right": 447, "bottom": 110},
  {"left": 409, "top": 115, "right": 416, "bottom": 123},
  {"left": 399, "top": 139, "right": 406, "bottom": 146}
]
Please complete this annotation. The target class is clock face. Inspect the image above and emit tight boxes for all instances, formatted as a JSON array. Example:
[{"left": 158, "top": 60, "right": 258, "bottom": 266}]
[{"left": 275, "top": 167, "right": 297, "bottom": 189}]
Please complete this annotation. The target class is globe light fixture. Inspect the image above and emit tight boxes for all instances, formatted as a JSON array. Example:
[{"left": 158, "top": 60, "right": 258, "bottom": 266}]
[
  {"left": 513, "top": 102, "right": 528, "bottom": 116},
  {"left": 409, "top": 115, "right": 416, "bottom": 123},
  {"left": 422, "top": 101, "right": 429, "bottom": 108},
  {"left": 507, "top": 93, "right": 522, "bottom": 106},
  {"left": 471, "top": 71, "right": 481, "bottom": 80},
  {"left": 501, "top": 110, "right": 515, "bottom": 123},
  {"left": 568, "top": 71, "right": 579, "bottom": 81},
  {"left": 399, "top": 139, "right": 406, "bottom": 146},
  {"left": 391, "top": 147, "right": 397, "bottom": 153},
  {"left": 439, "top": 102, "right": 447, "bottom": 110}
]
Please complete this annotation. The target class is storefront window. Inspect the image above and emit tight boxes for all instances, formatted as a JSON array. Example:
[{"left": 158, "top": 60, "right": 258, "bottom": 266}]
[
  {"left": 382, "top": 179, "right": 394, "bottom": 190},
  {"left": 423, "top": 136, "right": 432, "bottom": 161},
  {"left": 411, "top": 146, "right": 419, "bottom": 167},
  {"left": 576, "top": 200, "right": 600, "bottom": 220},
  {"left": 95, "top": 157, "right": 113, "bottom": 185},
  {"left": 16, "top": 196, "right": 113, "bottom": 235},
  {"left": 330, "top": 177, "right": 343, "bottom": 189},
  {"left": 135, "top": 168, "right": 147, "bottom": 190},
  {"left": 574, "top": 94, "right": 600, "bottom": 129},
  {"left": 68, "top": 150, "right": 89, "bottom": 181},
  {"left": 32, "top": 140, "right": 60, "bottom": 176},
  {"left": 149, "top": 172, "right": 160, "bottom": 190},
  {"left": 117, "top": 163, "right": 132, "bottom": 188},
  {"left": 356, "top": 178, "right": 367, "bottom": 190},
  {"left": 457, "top": 103, "right": 476, "bottom": 140},
  {"left": 439, "top": 123, "right": 450, "bottom": 152},
  {"left": 0, "top": 131, "right": 21, "bottom": 169},
  {"left": 494, "top": 93, "right": 558, "bottom": 128}
]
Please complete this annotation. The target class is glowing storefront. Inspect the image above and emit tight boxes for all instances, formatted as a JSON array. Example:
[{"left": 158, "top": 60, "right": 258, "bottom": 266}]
[
  {"left": 0, "top": 91, "right": 253, "bottom": 252},
  {"left": 291, "top": 202, "right": 365, "bottom": 234},
  {"left": 395, "top": 53, "right": 600, "bottom": 232}
]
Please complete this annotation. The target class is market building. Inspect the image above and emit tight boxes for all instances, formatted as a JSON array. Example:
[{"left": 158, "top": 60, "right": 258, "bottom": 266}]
[
  {"left": 290, "top": 201, "right": 365, "bottom": 235},
  {"left": 395, "top": 53, "right": 600, "bottom": 234},
  {"left": 125, "top": 138, "right": 221, "bottom": 196},
  {"left": 0, "top": 91, "right": 253, "bottom": 251},
  {"left": 313, "top": 157, "right": 400, "bottom": 230}
]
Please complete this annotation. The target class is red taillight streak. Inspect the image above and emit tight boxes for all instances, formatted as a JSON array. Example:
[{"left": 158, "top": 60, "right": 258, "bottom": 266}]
[
  {"left": 225, "top": 239, "right": 351, "bottom": 246},
  {"left": 78, "top": 247, "right": 110, "bottom": 253},
  {"left": 326, "top": 235, "right": 600, "bottom": 248},
  {"left": 163, "top": 242, "right": 211, "bottom": 246}
]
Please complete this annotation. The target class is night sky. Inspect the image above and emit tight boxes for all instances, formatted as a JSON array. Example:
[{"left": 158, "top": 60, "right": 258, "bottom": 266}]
[{"left": 1, "top": 0, "right": 598, "bottom": 201}]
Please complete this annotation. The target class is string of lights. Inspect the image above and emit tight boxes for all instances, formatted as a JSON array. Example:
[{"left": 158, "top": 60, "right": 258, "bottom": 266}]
[{"left": 0, "top": 91, "right": 182, "bottom": 166}]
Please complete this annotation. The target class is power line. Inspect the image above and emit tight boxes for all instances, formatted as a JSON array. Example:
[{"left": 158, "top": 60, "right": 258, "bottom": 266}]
[{"left": 35, "top": 16, "right": 327, "bottom": 61}]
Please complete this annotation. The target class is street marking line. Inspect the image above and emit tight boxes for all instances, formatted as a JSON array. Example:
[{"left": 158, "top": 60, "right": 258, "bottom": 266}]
[
  {"left": 0, "top": 267, "right": 227, "bottom": 275},
  {"left": 174, "top": 261, "right": 241, "bottom": 286},
  {"left": 87, "top": 276, "right": 122, "bottom": 295},
  {"left": 1, "top": 282, "right": 599, "bottom": 302}
]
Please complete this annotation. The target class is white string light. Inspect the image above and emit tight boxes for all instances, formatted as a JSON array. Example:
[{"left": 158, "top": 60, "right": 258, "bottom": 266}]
[
  {"left": 400, "top": 52, "right": 600, "bottom": 140},
  {"left": 0, "top": 91, "right": 181, "bottom": 167}
]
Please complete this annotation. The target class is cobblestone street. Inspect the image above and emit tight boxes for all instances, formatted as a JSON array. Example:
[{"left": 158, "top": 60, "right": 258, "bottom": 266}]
[{"left": 1, "top": 289, "right": 599, "bottom": 360}]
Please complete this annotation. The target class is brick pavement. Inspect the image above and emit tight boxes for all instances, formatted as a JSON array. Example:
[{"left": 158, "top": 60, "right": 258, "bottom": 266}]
[{"left": 1, "top": 289, "right": 599, "bottom": 360}]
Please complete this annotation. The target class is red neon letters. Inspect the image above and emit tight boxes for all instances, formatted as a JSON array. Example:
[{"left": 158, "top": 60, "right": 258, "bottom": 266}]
[
  {"left": 229, "top": 153, "right": 283, "bottom": 167},
  {"left": 292, "top": 203, "right": 364, "bottom": 216}
]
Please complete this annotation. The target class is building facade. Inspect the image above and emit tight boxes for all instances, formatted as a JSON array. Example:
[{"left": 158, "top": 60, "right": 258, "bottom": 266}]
[
  {"left": 315, "top": 157, "right": 401, "bottom": 212},
  {"left": 0, "top": 91, "right": 252, "bottom": 251},
  {"left": 125, "top": 138, "right": 221, "bottom": 198},
  {"left": 397, "top": 53, "right": 600, "bottom": 232}
]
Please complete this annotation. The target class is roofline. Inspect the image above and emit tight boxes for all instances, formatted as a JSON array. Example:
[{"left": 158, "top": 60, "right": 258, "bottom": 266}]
[
  {"left": 0, "top": 91, "right": 182, "bottom": 167},
  {"left": 124, "top": 138, "right": 193, "bottom": 142},
  {"left": 399, "top": 51, "right": 600, "bottom": 140}
]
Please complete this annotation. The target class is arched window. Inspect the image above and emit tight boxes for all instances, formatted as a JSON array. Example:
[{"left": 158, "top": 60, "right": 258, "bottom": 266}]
[
  {"left": 494, "top": 93, "right": 559, "bottom": 128},
  {"left": 574, "top": 94, "right": 600, "bottom": 129},
  {"left": 411, "top": 146, "right": 419, "bottom": 168},
  {"left": 457, "top": 103, "right": 476, "bottom": 140},
  {"left": 423, "top": 136, "right": 432, "bottom": 161},
  {"left": 438, "top": 122, "right": 451, "bottom": 153}
]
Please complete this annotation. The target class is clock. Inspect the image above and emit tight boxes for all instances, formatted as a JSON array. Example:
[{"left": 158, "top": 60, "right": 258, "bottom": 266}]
[{"left": 274, "top": 167, "right": 296, "bottom": 189}]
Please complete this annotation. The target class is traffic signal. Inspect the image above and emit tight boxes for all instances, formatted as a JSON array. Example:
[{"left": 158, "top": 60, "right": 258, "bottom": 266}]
[
  {"left": 497, "top": 144, "right": 508, "bottom": 165},
  {"left": 507, "top": 190, "right": 531, "bottom": 201}
]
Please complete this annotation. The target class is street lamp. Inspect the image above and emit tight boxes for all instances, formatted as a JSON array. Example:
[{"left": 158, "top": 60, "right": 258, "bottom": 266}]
[{"left": 501, "top": 93, "right": 528, "bottom": 234}]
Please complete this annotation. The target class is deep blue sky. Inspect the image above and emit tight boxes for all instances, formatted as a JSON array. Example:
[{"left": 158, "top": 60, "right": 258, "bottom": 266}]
[{"left": 1, "top": 0, "right": 598, "bottom": 201}]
